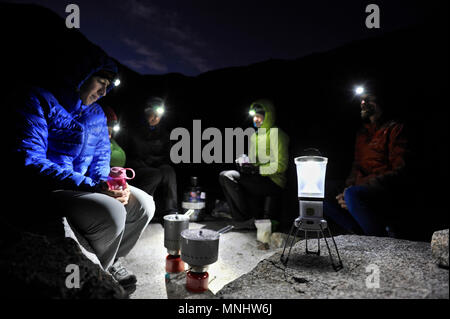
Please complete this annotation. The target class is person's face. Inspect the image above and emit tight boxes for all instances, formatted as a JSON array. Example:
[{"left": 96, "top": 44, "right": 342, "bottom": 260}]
[
  {"left": 360, "top": 98, "right": 378, "bottom": 121},
  {"left": 148, "top": 112, "right": 161, "bottom": 127},
  {"left": 79, "top": 76, "right": 110, "bottom": 106},
  {"left": 108, "top": 126, "right": 113, "bottom": 139},
  {"left": 253, "top": 113, "right": 264, "bottom": 128}
]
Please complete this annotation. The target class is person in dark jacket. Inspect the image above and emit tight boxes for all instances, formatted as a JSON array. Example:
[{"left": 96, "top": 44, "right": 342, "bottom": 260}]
[
  {"left": 122, "top": 97, "right": 178, "bottom": 218},
  {"left": 324, "top": 92, "right": 408, "bottom": 237},
  {"left": 10, "top": 50, "right": 153, "bottom": 290}
]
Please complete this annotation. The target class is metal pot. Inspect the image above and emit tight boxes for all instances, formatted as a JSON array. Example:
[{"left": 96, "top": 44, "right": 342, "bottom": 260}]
[
  {"left": 180, "top": 225, "right": 233, "bottom": 267},
  {"left": 163, "top": 213, "right": 190, "bottom": 255}
]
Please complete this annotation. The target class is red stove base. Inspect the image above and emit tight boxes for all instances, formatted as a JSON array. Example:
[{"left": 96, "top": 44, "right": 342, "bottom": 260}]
[
  {"left": 186, "top": 271, "right": 209, "bottom": 293},
  {"left": 165, "top": 255, "right": 185, "bottom": 273}
]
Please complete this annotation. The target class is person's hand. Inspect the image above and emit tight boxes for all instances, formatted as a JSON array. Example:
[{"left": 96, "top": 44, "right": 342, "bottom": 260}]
[
  {"left": 99, "top": 182, "right": 131, "bottom": 205},
  {"left": 336, "top": 189, "right": 348, "bottom": 210},
  {"left": 116, "top": 184, "right": 131, "bottom": 205}
]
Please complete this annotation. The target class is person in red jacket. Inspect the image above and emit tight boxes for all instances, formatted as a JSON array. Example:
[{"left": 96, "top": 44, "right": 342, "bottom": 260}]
[{"left": 326, "top": 92, "right": 408, "bottom": 236}]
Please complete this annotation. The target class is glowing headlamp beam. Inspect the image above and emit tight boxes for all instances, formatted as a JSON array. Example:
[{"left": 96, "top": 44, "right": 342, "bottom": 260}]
[
  {"left": 114, "top": 79, "right": 121, "bottom": 87},
  {"left": 249, "top": 109, "right": 256, "bottom": 117},
  {"left": 355, "top": 86, "right": 365, "bottom": 95},
  {"left": 113, "top": 124, "right": 120, "bottom": 132},
  {"left": 155, "top": 106, "right": 165, "bottom": 116}
]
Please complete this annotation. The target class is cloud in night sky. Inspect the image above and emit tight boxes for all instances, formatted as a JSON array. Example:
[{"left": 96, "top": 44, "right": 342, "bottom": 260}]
[
  {"left": 122, "top": 0, "right": 211, "bottom": 74},
  {"left": 121, "top": 37, "right": 168, "bottom": 73}
]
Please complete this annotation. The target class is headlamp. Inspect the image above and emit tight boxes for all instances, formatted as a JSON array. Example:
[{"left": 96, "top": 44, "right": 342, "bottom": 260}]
[
  {"left": 249, "top": 109, "right": 256, "bottom": 117},
  {"left": 155, "top": 106, "right": 165, "bottom": 116},
  {"left": 355, "top": 86, "right": 365, "bottom": 95},
  {"left": 113, "top": 124, "right": 120, "bottom": 132},
  {"left": 114, "top": 79, "right": 121, "bottom": 87}
]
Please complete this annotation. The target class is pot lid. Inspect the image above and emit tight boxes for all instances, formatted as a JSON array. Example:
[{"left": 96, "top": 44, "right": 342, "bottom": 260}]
[
  {"left": 164, "top": 214, "right": 190, "bottom": 222},
  {"left": 181, "top": 229, "right": 219, "bottom": 241}
]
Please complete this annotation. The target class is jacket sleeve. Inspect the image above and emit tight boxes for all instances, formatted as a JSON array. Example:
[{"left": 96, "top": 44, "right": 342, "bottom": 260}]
[
  {"left": 14, "top": 91, "right": 97, "bottom": 191},
  {"left": 87, "top": 112, "right": 111, "bottom": 182},
  {"left": 259, "top": 128, "right": 289, "bottom": 176}
]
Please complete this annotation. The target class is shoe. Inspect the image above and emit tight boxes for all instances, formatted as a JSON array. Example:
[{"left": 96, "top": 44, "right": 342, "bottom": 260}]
[
  {"left": 232, "top": 218, "right": 256, "bottom": 230},
  {"left": 211, "top": 210, "right": 233, "bottom": 220},
  {"left": 211, "top": 201, "right": 233, "bottom": 220},
  {"left": 108, "top": 259, "right": 137, "bottom": 288}
]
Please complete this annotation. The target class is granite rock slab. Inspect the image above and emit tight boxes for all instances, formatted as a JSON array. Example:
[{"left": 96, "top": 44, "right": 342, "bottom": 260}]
[{"left": 216, "top": 235, "right": 449, "bottom": 299}]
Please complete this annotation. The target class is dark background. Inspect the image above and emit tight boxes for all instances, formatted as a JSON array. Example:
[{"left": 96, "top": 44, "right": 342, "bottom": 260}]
[{"left": 1, "top": 2, "right": 448, "bottom": 240}]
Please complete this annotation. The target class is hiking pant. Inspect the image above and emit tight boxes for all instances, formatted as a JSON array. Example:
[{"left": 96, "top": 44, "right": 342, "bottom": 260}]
[
  {"left": 324, "top": 185, "right": 390, "bottom": 236},
  {"left": 131, "top": 164, "right": 178, "bottom": 215},
  {"left": 219, "top": 170, "right": 283, "bottom": 221},
  {"left": 51, "top": 185, "right": 154, "bottom": 270}
]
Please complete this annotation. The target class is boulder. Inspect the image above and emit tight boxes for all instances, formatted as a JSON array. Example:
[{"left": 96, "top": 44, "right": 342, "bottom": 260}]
[
  {"left": 0, "top": 227, "right": 127, "bottom": 299},
  {"left": 431, "top": 229, "right": 449, "bottom": 269},
  {"left": 216, "top": 235, "right": 449, "bottom": 299}
]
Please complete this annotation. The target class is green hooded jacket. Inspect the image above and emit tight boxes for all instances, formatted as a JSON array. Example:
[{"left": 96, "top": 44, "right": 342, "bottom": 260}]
[
  {"left": 248, "top": 99, "right": 289, "bottom": 188},
  {"left": 110, "top": 138, "right": 126, "bottom": 168}
]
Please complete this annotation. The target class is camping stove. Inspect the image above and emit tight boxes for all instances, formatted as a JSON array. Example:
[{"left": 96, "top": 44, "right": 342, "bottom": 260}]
[
  {"left": 186, "top": 266, "right": 210, "bottom": 293},
  {"left": 280, "top": 154, "right": 343, "bottom": 271},
  {"left": 181, "top": 225, "right": 233, "bottom": 293},
  {"left": 164, "top": 213, "right": 190, "bottom": 273}
]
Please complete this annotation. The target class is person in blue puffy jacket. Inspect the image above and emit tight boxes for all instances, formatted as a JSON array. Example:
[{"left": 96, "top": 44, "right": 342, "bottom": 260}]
[{"left": 11, "top": 49, "right": 154, "bottom": 292}]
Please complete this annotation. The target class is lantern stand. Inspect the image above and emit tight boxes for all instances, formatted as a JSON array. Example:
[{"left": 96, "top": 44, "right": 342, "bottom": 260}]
[
  {"left": 280, "top": 150, "right": 343, "bottom": 271},
  {"left": 280, "top": 217, "right": 343, "bottom": 271}
]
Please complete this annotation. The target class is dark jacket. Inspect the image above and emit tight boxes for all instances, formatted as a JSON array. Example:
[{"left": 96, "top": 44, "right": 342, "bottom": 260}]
[
  {"left": 12, "top": 52, "right": 117, "bottom": 192},
  {"left": 346, "top": 120, "right": 407, "bottom": 189},
  {"left": 124, "top": 123, "right": 172, "bottom": 169}
]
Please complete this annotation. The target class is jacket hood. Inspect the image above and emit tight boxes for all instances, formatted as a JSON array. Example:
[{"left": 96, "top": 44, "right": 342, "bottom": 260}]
[
  {"left": 53, "top": 46, "right": 118, "bottom": 112},
  {"left": 250, "top": 99, "right": 276, "bottom": 129}
]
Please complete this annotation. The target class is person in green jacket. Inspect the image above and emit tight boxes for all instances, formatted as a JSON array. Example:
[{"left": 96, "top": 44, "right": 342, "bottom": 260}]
[
  {"left": 218, "top": 99, "right": 289, "bottom": 229},
  {"left": 103, "top": 105, "right": 126, "bottom": 167}
]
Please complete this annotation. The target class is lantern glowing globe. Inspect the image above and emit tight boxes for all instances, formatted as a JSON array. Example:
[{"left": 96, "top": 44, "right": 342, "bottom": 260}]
[{"left": 295, "top": 156, "right": 327, "bottom": 199}]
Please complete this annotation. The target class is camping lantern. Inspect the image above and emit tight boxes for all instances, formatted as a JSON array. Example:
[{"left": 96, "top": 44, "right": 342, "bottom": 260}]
[{"left": 280, "top": 150, "right": 343, "bottom": 271}]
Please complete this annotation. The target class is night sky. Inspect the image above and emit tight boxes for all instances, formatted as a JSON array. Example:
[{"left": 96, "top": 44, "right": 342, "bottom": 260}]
[{"left": 7, "top": 0, "right": 435, "bottom": 75}]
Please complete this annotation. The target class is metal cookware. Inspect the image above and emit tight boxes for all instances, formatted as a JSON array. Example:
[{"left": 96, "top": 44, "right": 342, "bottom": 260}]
[
  {"left": 163, "top": 211, "right": 193, "bottom": 255},
  {"left": 180, "top": 225, "right": 233, "bottom": 267}
]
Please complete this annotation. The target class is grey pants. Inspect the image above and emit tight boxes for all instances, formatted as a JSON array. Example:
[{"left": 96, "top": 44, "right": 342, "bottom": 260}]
[{"left": 52, "top": 185, "right": 154, "bottom": 270}]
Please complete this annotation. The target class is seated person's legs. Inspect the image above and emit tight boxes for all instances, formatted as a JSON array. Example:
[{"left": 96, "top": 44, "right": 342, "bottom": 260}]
[
  {"left": 344, "top": 186, "right": 389, "bottom": 236},
  {"left": 323, "top": 200, "right": 364, "bottom": 235},
  {"left": 115, "top": 185, "right": 154, "bottom": 258},
  {"left": 239, "top": 174, "right": 283, "bottom": 219},
  {"left": 219, "top": 170, "right": 251, "bottom": 221},
  {"left": 52, "top": 190, "right": 127, "bottom": 270},
  {"left": 156, "top": 164, "right": 178, "bottom": 214},
  {"left": 130, "top": 167, "right": 163, "bottom": 196}
]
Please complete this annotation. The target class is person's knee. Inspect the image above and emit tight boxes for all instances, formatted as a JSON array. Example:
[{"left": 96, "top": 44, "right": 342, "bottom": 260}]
[
  {"left": 220, "top": 170, "right": 239, "bottom": 182},
  {"left": 140, "top": 194, "right": 156, "bottom": 223},
  {"left": 94, "top": 197, "right": 127, "bottom": 238},
  {"left": 344, "top": 186, "right": 366, "bottom": 205},
  {"left": 159, "top": 165, "right": 176, "bottom": 176}
]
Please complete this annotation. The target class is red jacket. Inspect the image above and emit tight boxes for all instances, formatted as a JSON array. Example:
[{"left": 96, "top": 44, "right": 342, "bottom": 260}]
[{"left": 346, "top": 120, "right": 407, "bottom": 188}]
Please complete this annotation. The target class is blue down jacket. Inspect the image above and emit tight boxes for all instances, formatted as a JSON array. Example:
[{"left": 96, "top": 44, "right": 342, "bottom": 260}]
[{"left": 14, "top": 52, "right": 118, "bottom": 191}]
